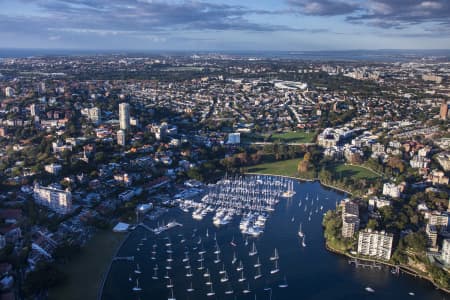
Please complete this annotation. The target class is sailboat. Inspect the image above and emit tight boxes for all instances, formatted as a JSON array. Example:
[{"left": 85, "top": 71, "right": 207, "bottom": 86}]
[
  {"left": 203, "top": 268, "right": 211, "bottom": 278},
  {"left": 198, "top": 244, "right": 206, "bottom": 255},
  {"left": 206, "top": 228, "right": 209, "bottom": 238},
  {"left": 243, "top": 282, "right": 251, "bottom": 294},
  {"left": 187, "top": 282, "right": 194, "bottom": 292},
  {"left": 197, "top": 260, "right": 205, "bottom": 270},
  {"left": 164, "top": 270, "right": 170, "bottom": 279},
  {"left": 206, "top": 284, "right": 215, "bottom": 297},
  {"left": 128, "top": 273, "right": 132, "bottom": 282},
  {"left": 254, "top": 256, "right": 261, "bottom": 268},
  {"left": 254, "top": 266, "right": 262, "bottom": 279},
  {"left": 236, "top": 260, "right": 244, "bottom": 271},
  {"left": 186, "top": 267, "right": 193, "bottom": 277},
  {"left": 134, "top": 263, "right": 141, "bottom": 274},
  {"left": 291, "top": 216, "right": 295, "bottom": 222},
  {"left": 245, "top": 236, "right": 249, "bottom": 246},
  {"left": 230, "top": 236, "right": 237, "bottom": 247},
  {"left": 132, "top": 278, "right": 142, "bottom": 291},
  {"left": 219, "top": 263, "right": 226, "bottom": 274},
  {"left": 152, "top": 268, "right": 158, "bottom": 280},
  {"left": 168, "top": 288, "right": 176, "bottom": 300},
  {"left": 270, "top": 248, "right": 279, "bottom": 261},
  {"left": 213, "top": 232, "right": 217, "bottom": 241},
  {"left": 166, "top": 278, "right": 174, "bottom": 288},
  {"left": 225, "top": 284, "right": 234, "bottom": 295},
  {"left": 298, "top": 200, "right": 302, "bottom": 207},
  {"left": 238, "top": 270, "right": 246, "bottom": 282},
  {"left": 249, "top": 242, "right": 257, "bottom": 256},
  {"left": 232, "top": 252, "right": 237, "bottom": 264},
  {"left": 220, "top": 270, "right": 229, "bottom": 283},
  {"left": 302, "top": 235, "right": 306, "bottom": 248},
  {"left": 214, "top": 252, "right": 221, "bottom": 264},
  {"left": 270, "top": 259, "right": 280, "bottom": 274},
  {"left": 182, "top": 252, "right": 189, "bottom": 263},
  {"left": 278, "top": 276, "right": 288, "bottom": 288},
  {"left": 166, "top": 261, "right": 172, "bottom": 270},
  {"left": 214, "top": 242, "right": 221, "bottom": 254},
  {"left": 298, "top": 223, "right": 304, "bottom": 238},
  {"left": 197, "top": 253, "right": 204, "bottom": 262},
  {"left": 167, "top": 252, "right": 173, "bottom": 262}
]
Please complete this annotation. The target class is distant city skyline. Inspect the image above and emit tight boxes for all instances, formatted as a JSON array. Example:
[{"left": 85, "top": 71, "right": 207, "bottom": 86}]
[{"left": 0, "top": 0, "right": 449, "bottom": 50}]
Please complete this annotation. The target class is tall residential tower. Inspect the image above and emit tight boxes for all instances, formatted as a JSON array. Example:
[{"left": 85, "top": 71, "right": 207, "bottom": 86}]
[{"left": 119, "top": 102, "right": 130, "bottom": 130}]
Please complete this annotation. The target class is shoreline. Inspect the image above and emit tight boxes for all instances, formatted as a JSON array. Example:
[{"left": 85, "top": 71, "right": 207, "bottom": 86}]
[
  {"left": 325, "top": 242, "right": 450, "bottom": 294},
  {"left": 248, "top": 171, "right": 449, "bottom": 294},
  {"left": 97, "top": 231, "right": 130, "bottom": 300},
  {"left": 245, "top": 172, "right": 353, "bottom": 195}
]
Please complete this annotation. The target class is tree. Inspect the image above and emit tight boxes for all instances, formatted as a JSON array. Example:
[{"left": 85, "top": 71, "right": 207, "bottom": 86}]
[
  {"left": 366, "top": 218, "right": 378, "bottom": 230},
  {"left": 404, "top": 231, "right": 427, "bottom": 254},
  {"left": 23, "top": 262, "right": 67, "bottom": 296}
]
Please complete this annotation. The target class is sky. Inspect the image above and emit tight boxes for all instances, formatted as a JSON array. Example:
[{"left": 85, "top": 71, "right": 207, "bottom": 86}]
[{"left": 0, "top": 0, "right": 449, "bottom": 51}]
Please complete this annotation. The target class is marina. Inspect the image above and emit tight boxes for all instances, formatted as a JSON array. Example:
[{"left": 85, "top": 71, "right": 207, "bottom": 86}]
[{"left": 101, "top": 178, "right": 447, "bottom": 300}]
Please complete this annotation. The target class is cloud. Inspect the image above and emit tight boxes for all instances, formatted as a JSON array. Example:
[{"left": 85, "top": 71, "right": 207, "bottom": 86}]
[
  {"left": 12, "top": 0, "right": 294, "bottom": 33},
  {"left": 287, "top": 0, "right": 450, "bottom": 33},
  {"left": 288, "top": 0, "right": 360, "bottom": 16},
  {"left": 348, "top": 0, "right": 450, "bottom": 28}
]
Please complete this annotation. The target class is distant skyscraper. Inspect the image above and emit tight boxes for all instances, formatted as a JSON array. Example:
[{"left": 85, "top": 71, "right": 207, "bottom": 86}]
[
  {"left": 30, "top": 104, "right": 38, "bottom": 117},
  {"left": 119, "top": 102, "right": 130, "bottom": 130},
  {"left": 117, "top": 129, "right": 126, "bottom": 146},
  {"left": 440, "top": 100, "right": 448, "bottom": 120},
  {"left": 4, "top": 87, "right": 14, "bottom": 97},
  {"left": 37, "top": 82, "right": 46, "bottom": 94}
]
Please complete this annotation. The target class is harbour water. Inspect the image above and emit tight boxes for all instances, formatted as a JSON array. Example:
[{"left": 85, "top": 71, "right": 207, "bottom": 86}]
[{"left": 101, "top": 179, "right": 447, "bottom": 300}]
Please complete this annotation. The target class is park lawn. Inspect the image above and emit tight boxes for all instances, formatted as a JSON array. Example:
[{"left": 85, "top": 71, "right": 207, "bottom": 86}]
[
  {"left": 247, "top": 158, "right": 302, "bottom": 177},
  {"left": 330, "top": 163, "right": 380, "bottom": 180},
  {"left": 49, "top": 230, "right": 126, "bottom": 300},
  {"left": 268, "top": 131, "right": 316, "bottom": 143}
]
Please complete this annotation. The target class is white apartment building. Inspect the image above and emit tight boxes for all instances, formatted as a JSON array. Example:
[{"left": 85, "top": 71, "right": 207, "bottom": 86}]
[
  {"left": 357, "top": 229, "right": 394, "bottom": 260},
  {"left": 33, "top": 183, "right": 72, "bottom": 214}
]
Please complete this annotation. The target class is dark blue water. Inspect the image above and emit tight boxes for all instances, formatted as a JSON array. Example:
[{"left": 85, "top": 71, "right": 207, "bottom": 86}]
[
  {"left": 101, "top": 180, "right": 447, "bottom": 300},
  {"left": 1, "top": 49, "right": 449, "bottom": 62}
]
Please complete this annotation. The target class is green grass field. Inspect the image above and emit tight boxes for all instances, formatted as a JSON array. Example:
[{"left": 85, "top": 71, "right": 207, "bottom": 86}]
[
  {"left": 241, "top": 131, "right": 316, "bottom": 144},
  {"left": 247, "top": 159, "right": 380, "bottom": 181},
  {"left": 247, "top": 158, "right": 302, "bottom": 177},
  {"left": 267, "top": 131, "right": 316, "bottom": 143},
  {"left": 49, "top": 230, "right": 126, "bottom": 300},
  {"left": 330, "top": 164, "right": 380, "bottom": 180}
]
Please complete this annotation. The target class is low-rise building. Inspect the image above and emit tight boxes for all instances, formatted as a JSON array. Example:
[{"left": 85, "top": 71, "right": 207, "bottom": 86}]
[
  {"left": 382, "top": 183, "right": 401, "bottom": 198},
  {"left": 44, "top": 163, "right": 62, "bottom": 175},
  {"left": 429, "top": 212, "right": 449, "bottom": 230},
  {"left": 368, "top": 196, "right": 391, "bottom": 212}
]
